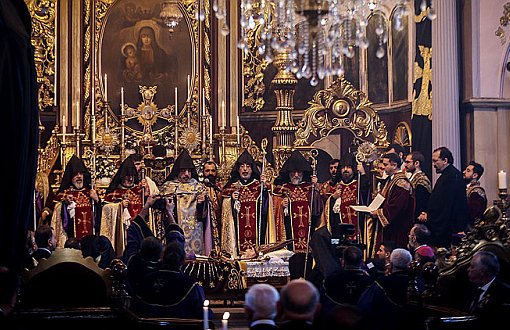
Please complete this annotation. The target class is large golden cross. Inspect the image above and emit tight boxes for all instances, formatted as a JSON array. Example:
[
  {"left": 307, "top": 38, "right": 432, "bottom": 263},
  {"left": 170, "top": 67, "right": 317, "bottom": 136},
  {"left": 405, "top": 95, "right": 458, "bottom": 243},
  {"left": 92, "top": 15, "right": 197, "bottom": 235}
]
[
  {"left": 293, "top": 205, "right": 308, "bottom": 227},
  {"left": 241, "top": 205, "right": 255, "bottom": 228}
]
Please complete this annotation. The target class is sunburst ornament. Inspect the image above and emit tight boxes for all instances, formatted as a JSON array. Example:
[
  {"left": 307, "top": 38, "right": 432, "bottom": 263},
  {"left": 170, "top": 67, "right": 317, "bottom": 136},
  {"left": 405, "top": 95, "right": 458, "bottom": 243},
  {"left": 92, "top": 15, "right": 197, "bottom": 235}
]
[
  {"left": 179, "top": 127, "right": 201, "bottom": 150},
  {"left": 96, "top": 127, "right": 119, "bottom": 153},
  {"left": 356, "top": 141, "right": 378, "bottom": 163}
]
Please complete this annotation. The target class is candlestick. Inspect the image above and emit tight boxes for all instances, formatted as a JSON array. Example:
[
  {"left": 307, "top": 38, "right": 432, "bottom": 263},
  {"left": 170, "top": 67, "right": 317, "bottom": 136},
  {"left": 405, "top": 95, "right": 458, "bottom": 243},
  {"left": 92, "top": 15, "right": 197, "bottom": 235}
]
[
  {"left": 104, "top": 73, "right": 108, "bottom": 101},
  {"left": 203, "top": 300, "right": 209, "bottom": 330},
  {"left": 105, "top": 108, "right": 108, "bottom": 130},
  {"left": 175, "top": 87, "right": 178, "bottom": 116},
  {"left": 222, "top": 311, "right": 230, "bottom": 330},
  {"left": 62, "top": 114, "right": 66, "bottom": 144},
  {"left": 499, "top": 170, "right": 507, "bottom": 189},
  {"left": 221, "top": 100, "right": 226, "bottom": 128},
  {"left": 121, "top": 87, "right": 125, "bottom": 116},
  {"left": 236, "top": 114, "right": 240, "bottom": 145}
]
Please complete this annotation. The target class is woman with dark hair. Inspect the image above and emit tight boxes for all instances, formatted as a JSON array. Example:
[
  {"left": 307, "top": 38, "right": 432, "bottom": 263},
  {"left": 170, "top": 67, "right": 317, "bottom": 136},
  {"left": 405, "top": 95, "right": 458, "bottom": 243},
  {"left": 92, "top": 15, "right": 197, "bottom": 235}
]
[{"left": 136, "top": 26, "right": 166, "bottom": 83}]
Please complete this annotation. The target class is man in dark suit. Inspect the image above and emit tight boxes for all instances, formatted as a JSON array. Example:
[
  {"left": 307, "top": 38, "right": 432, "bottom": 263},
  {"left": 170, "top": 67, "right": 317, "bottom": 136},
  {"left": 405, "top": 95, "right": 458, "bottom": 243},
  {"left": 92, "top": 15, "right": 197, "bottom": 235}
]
[
  {"left": 278, "top": 279, "right": 321, "bottom": 330},
  {"left": 467, "top": 250, "right": 510, "bottom": 326},
  {"left": 245, "top": 283, "right": 279, "bottom": 330},
  {"left": 418, "top": 147, "right": 468, "bottom": 248},
  {"left": 27, "top": 225, "right": 55, "bottom": 268}
]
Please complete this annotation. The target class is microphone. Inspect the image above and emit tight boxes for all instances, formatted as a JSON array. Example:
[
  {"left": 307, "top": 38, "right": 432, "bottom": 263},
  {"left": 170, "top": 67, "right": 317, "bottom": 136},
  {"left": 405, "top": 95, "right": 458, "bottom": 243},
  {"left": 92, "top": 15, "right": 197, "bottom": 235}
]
[{"left": 204, "top": 178, "right": 221, "bottom": 192}]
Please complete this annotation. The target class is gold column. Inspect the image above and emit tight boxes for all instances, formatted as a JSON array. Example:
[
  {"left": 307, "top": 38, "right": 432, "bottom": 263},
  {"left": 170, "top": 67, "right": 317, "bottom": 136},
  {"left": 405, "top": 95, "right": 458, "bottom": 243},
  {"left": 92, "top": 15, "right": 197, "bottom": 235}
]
[{"left": 271, "top": 50, "right": 298, "bottom": 170}]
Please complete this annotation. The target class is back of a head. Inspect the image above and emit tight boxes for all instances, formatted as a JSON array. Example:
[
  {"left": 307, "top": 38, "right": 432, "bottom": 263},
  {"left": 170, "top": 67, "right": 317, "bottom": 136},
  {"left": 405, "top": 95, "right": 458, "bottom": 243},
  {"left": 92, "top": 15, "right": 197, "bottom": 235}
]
[
  {"left": 35, "top": 225, "right": 53, "bottom": 248},
  {"left": 413, "top": 224, "right": 431, "bottom": 245},
  {"left": 140, "top": 236, "right": 163, "bottom": 262},
  {"left": 474, "top": 250, "right": 500, "bottom": 278},
  {"left": 162, "top": 241, "right": 185, "bottom": 270},
  {"left": 245, "top": 283, "right": 280, "bottom": 320},
  {"left": 390, "top": 248, "right": 412, "bottom": 272},
  {"left": 343, "top": 246, "right": 363, "bottom": 268},
  {"left": 280, "top": 279, "right": 320, "bottom": 320}
]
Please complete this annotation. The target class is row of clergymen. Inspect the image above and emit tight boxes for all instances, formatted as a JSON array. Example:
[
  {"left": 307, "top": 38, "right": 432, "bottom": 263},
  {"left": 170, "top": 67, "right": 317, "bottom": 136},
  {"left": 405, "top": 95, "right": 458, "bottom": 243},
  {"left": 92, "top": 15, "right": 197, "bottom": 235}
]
[{"left": 40, "top": 144, "right": 484, "bottom": 264}]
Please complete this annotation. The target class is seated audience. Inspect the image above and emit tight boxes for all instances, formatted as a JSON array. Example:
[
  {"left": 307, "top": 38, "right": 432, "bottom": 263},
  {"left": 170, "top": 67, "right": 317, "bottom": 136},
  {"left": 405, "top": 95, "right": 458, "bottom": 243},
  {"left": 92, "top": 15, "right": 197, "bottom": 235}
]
[
  {"left": 0, "top": 266, "right": 18, "bottom": 319},
  {"left": 127, "top": 236, "right": 162, "bottom": 294},
  {"left": 131, "top": 241, "right": 210, "bottom": 319},
  {"left": 278, "top": 278, "right": 321, "bottom": 329},
  {"left": 28, "top": 225, "right": 55, "bottom": 268},
  {"left": 358, "top": 248, "right": 417, "bottom": 330},
  {"left": 244, "top": 283, "right": 279, "bottom": 330},
  {"left": 467, "top": 250, "right": 510, "bottom": 327}
]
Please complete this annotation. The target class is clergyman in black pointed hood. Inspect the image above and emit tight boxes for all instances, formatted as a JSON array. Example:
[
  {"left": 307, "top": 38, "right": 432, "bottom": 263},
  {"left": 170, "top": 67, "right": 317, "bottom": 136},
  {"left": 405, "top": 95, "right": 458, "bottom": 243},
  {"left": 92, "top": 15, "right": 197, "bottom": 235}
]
[
  {"left": 166, "top": 149, "right": 198, "bottom": 183},
  {"left": 52, "top": 155, "right": 101, "bottom": 247}
]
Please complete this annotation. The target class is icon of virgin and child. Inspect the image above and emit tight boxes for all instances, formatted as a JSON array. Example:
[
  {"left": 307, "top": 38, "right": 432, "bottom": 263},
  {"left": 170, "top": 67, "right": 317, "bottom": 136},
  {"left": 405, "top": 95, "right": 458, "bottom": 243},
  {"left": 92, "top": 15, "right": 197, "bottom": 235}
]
[{"left": 119, "top": 20, "right": 179, "bottom": 86}]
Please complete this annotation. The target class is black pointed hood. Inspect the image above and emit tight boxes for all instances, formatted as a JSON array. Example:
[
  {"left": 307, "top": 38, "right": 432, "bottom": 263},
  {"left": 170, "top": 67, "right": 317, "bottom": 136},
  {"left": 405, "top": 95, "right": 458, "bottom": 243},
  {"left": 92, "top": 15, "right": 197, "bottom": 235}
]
[
  {"left": 166, "top": 149, "right": 198, "bottom": 181},
  {"left": 227, "top": 150, "right": 260, "bottom": 184},
  {"left": 106, "top": 157, "right": 139, "bottom": 194},
  {"left": 58, "top": 155, "right": 92, "bottom": 192},
  {"left": 276, "top": 150, "right": 312, "bottom": 184}
]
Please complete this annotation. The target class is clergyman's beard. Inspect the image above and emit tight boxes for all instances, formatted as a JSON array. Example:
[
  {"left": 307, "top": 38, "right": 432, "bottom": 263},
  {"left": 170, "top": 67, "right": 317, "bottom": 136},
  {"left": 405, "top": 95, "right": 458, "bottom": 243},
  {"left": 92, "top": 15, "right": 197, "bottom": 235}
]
[
  {"left": 73, "top": 181, "right": 84, "bottom": 190},
  {"left": 463, "top": 177, "right": 473, "bottom": 185},
  {"left": 205, "top": 175, "right": 216, "bottom": 184},
  {"left": 291, "top": 177, "right": 302, "bottom": 185}
]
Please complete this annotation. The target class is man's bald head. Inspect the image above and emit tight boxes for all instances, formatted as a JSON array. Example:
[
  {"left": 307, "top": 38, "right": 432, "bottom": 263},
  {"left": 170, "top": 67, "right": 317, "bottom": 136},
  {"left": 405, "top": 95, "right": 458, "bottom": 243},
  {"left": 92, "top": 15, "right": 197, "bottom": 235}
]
[{"left": 279, "top": 279, "right": 320, "bottom": 321}]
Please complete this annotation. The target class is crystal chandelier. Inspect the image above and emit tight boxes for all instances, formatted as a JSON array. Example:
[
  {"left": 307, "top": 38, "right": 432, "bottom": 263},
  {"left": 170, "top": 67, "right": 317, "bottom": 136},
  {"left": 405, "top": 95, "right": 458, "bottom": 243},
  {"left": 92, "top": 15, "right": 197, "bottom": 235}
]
[
  {"left": 160, "top": 1, "right": 184, "bottom": 33},
  {"left": 236, "top": 0, "right": 436, "bottom": 86}
]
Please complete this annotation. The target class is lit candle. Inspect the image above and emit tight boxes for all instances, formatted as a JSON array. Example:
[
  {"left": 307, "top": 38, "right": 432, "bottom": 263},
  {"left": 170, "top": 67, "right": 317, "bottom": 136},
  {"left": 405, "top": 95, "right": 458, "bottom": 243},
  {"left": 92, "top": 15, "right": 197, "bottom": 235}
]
[
  {"left": 222, "top": 311, "right": 230, "bottom": 330},
  {"left": 76, "top": 102, "right": 80, "bottom": 128},
  {"left": 121, "top": 87, "right": 125, "bottom": 116},
  {"left": 104, "top": 73, "right": 108, "bottom": 101},
  {"left": 221, "top": 100, "right": 226, "bottom": 128},
  {"left": 203, "top": 300, "right": 209, "bottom": 330},
  {"left": 499, "top": 170, "right": 507, "bottom": 189},
  {"left": 175, "top": 87, "right": 178, "bottom": 116},
  {"left": 236, "top": 114, "right": 240, "bottom": 145},
  {"left": 62, "top": 114, "right": 66, "bottom": 144}
]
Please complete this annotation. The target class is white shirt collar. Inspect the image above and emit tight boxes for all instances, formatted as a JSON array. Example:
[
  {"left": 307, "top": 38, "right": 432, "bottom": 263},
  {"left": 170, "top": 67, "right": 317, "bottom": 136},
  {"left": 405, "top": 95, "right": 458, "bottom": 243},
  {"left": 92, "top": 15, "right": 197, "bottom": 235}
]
[{"left": 250, "top": 319, "right": 276, "bottom": 327}]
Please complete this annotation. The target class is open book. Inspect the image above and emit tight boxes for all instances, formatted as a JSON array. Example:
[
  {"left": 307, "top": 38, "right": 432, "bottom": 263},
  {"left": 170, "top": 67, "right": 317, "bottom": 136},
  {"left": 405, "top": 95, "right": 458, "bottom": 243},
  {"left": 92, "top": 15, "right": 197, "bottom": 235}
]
[{"left": 349, "top": 193, "right": 385, "bottom": 213}]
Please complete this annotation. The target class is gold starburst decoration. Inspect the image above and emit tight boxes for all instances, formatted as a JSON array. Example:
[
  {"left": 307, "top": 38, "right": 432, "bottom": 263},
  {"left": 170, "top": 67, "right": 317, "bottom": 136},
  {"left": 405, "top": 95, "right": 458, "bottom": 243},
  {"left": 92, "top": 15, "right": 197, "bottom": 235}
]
[
  {"left": 179, "top": 127, "right": 201, "bottom": 150},
  {"left": 96, "top": 128, "right": 119, "bottom": 153}
]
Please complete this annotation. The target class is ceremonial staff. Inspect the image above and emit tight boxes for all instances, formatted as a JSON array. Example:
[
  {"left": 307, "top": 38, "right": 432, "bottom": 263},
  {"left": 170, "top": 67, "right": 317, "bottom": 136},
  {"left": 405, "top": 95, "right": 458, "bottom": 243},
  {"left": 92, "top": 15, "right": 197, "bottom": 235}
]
[
  {"left": 258, "top": 138, "right": 268, "bottom": 247},
  {"left": 304, "top": 149, "right": 318, "bottom": 278},
  {"left": 355, "top": 141, "right": 378, "bottom": 243}
]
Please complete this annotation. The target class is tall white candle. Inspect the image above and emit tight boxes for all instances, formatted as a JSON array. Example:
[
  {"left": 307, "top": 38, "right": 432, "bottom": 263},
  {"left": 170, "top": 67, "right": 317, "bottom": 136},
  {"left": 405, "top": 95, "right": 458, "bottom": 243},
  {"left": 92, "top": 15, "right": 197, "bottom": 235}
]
[
  {"left": 187, "top": 75, "right": 191, "bottom": 99},
  {"left": 104, "top": 73, "right": 108, "bottom": 101},
  {"left": 222, "top": 311, "right": 230, "bottom": 330},
  {"left": 209, "top": 115, "right": 213, "bottom": 145},
  {"left": 499, "top": 170, "right": 507, "bottom": 189},
  {"left": 76, "top": 102, "right": 80, "bottom": 128},
  {"left": 221, "top": 100, "right": 226, "bottom": 128},
  {"left": 121, "top": 87, "right": 125, "bottom": 116},
  {"left": 202, "top": 88, "right": 206, "bottom": 117},
  {"left": 236, "top": 114, "right": 240, "bottom": 145},
  {"left": 175, "top": 87, "right": 178, "bottom": 116},
  {"left": 105, "top": 108, "right": 108, "bottom": 129},
  {"left": 203, "top": 300, "right": 209, "bottom": 330},
  {"left": 62, "top": 114, "right": 66, "bottom": 144}
]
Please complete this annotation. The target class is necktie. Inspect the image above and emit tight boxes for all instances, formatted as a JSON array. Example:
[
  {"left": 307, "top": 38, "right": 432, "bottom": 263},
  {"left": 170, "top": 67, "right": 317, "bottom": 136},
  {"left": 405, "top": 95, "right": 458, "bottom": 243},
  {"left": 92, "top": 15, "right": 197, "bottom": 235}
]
[{"left": 469, "top": 288, "right": 484, "bottom": 313}]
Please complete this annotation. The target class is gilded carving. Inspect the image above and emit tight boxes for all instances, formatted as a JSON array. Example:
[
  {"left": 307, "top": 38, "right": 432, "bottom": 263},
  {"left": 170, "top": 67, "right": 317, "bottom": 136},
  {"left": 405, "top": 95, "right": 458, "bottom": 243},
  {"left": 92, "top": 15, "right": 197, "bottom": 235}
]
[
  {"left": 412, "top": 45, "right": 432, "bottom": 119},
  {"left": 26, "top": 0, "right": 57, "bottom": 110},
  {"left": 294, "top": 77, "right": 389, "bottom": 148}
]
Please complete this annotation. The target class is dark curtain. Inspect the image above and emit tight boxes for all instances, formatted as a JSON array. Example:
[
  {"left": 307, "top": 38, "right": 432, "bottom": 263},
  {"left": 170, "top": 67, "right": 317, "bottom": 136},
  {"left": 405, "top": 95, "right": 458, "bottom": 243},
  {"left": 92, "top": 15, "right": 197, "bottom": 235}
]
[
  {"left": 0, "top": 0, "right": 39, "bottom": 272},
  {"left": 411, "top": 0, "right": 433, "bottom": 179}
]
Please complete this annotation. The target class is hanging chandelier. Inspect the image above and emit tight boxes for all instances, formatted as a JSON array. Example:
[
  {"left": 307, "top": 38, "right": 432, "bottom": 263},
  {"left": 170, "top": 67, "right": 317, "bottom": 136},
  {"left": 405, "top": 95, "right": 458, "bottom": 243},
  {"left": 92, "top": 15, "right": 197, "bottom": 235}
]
[
  {"left": 232, "top": 0, "right": 436, "bottom": 86},
  {"left": 160, "top": 1, "right": 184, "bottom": 33}
]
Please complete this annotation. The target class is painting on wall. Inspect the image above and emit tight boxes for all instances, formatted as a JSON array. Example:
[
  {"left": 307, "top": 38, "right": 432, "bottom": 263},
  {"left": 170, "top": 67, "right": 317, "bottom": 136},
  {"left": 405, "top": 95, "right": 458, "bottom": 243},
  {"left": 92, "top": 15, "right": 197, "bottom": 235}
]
[{"left": 100, "top": 0, "right": 194, "bottom": 131}]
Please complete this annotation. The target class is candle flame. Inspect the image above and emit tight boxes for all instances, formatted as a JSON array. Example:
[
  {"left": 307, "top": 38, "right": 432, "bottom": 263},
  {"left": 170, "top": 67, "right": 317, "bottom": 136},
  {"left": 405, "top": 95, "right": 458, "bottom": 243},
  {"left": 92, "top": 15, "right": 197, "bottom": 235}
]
[
  {"left": 203, "top": 299, "right": 210, "bottom": 307},
  {"left": 223, "top": 311, "right": 230, "bottom": 320}
]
